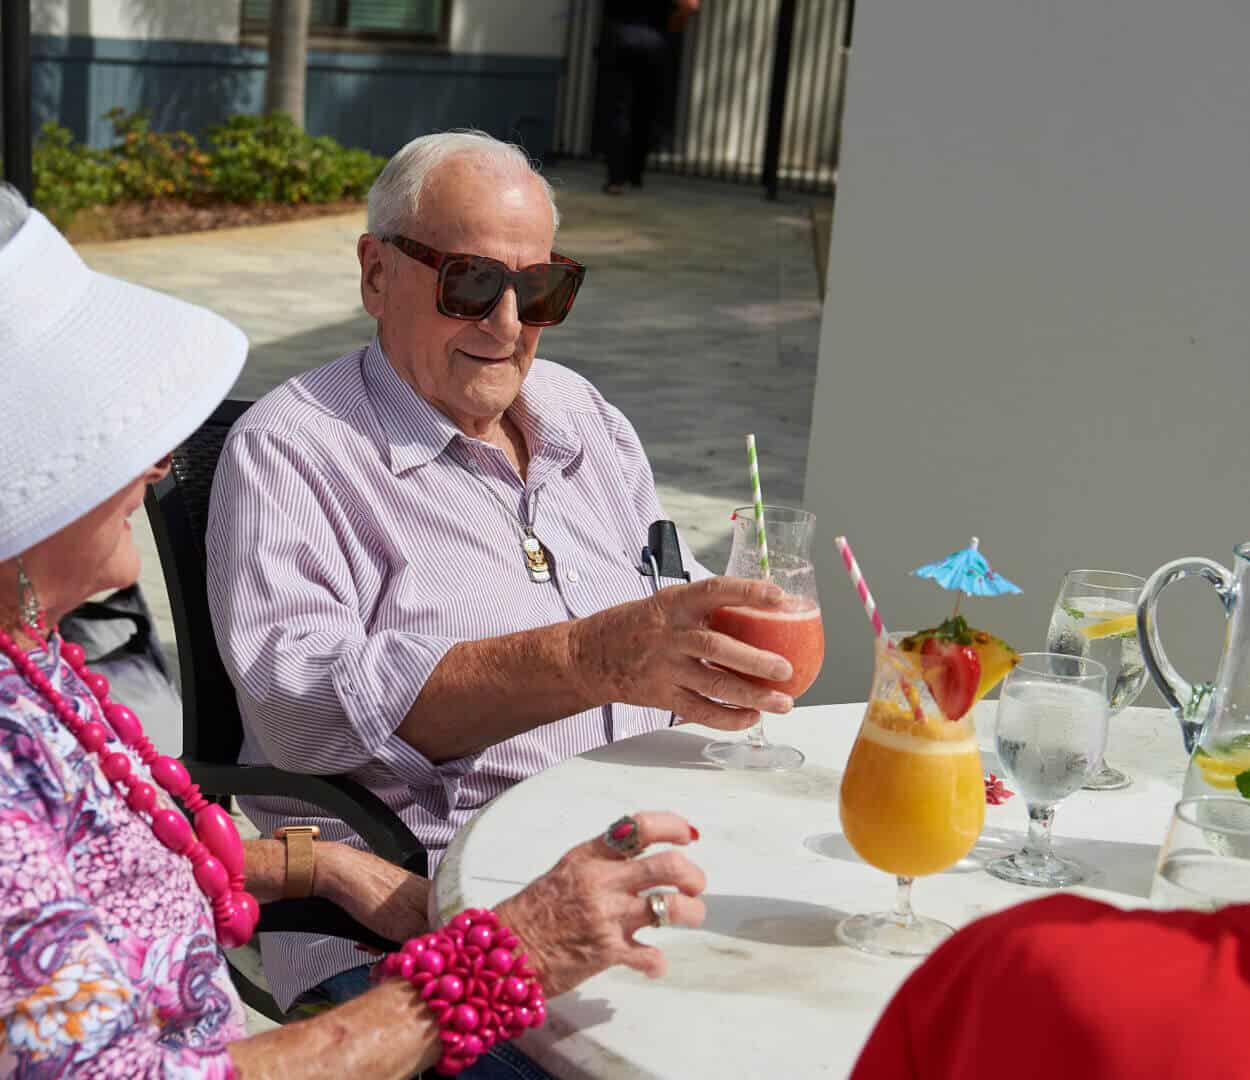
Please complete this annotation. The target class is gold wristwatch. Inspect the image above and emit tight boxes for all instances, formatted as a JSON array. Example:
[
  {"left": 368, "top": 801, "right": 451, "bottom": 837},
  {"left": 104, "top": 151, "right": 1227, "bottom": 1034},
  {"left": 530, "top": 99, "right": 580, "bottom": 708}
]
[{"left": 274, "top": 825, "right": 320, "bottom": 899}]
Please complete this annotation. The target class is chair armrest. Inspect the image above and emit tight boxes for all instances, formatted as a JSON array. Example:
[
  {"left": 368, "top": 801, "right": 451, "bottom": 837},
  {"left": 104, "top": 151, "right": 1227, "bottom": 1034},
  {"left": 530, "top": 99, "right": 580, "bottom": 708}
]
[
  {"left": 187, "top": 761, "right": 428, "bottom": 877},
  {"left": 257, "top": 897, "right": 400, "bottom": 953}
]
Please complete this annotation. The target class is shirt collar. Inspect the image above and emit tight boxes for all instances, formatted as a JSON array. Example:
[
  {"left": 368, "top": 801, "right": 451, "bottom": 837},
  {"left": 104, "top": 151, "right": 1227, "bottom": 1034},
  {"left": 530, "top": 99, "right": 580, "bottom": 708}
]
[{"left": 362, "top": 337, "right": 582, "bottom": 475}]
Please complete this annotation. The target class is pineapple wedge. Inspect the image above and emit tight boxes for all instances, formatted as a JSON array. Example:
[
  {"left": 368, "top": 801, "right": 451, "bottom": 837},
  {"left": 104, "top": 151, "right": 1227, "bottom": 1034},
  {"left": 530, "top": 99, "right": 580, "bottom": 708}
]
[{"left": 900, "top": 616, "right": 1020, "bottom": 705}]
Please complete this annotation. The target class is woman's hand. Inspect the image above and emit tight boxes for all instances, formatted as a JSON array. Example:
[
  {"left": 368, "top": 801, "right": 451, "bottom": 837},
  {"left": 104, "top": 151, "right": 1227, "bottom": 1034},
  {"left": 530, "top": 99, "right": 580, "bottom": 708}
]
[
  {"left": 494, "top": 811, "right": 706, "bottom": 997},
  {"left": 314, "top": 843, "right": 431, "bottom": 946}
]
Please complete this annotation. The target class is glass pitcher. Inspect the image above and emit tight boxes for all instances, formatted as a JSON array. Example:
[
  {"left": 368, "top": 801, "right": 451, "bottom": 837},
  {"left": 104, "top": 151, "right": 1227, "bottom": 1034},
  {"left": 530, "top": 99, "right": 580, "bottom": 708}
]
[{"left": 1137, "top": 542, "right": 1250, "bottom": 796}]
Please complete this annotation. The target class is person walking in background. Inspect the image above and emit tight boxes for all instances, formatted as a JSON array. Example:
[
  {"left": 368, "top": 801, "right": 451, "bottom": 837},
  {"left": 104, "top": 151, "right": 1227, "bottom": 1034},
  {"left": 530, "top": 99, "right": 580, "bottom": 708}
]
[{"left": 599, "top": 0, "right": 700, "bottom": 195}]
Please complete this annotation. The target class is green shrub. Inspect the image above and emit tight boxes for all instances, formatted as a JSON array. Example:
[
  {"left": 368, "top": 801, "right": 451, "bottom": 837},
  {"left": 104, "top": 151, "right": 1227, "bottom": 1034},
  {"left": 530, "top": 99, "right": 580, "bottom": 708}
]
[
  {"left": 27, "top": 109, "right": 386, "bottom": 227},
  {"left": 32, "top": 122, "right": 122, "bottom": 229},
  {"left": 207, "top": 113, "right": 385, "bottom": 204},
  {"left": 106, "top": 107, "right": 211, "bottom": 202}
]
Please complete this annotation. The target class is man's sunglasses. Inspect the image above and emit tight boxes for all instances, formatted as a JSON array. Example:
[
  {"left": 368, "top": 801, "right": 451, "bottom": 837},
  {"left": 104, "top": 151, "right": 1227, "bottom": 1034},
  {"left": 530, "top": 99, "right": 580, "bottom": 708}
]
[{"left": 384, "top": 235, "right": 587, "bottom": 327}]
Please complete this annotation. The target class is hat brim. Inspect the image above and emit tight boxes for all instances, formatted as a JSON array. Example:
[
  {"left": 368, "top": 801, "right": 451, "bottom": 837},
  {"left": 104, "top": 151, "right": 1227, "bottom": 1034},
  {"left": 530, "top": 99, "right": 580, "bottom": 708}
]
[{"left": 0, "top": 212, "right": 247, "bottom": 560}]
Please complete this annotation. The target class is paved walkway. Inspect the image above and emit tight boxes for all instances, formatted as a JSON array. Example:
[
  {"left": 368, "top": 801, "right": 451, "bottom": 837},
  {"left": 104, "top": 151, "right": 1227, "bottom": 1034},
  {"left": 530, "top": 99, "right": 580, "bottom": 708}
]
[{"left": 81, "top": 160, "right": 825, "bottom": 728}]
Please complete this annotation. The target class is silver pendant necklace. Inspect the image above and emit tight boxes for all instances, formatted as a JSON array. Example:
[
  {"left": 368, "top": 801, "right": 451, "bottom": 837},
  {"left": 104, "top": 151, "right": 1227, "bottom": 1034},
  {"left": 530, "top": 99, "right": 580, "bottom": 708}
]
[{"left": 449, "top": 454, "right": 551, "bottom": 583}]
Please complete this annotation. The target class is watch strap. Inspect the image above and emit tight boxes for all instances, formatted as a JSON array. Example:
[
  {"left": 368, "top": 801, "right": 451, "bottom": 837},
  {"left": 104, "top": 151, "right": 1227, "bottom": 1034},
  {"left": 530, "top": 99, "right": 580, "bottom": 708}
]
[{"left": 276, "top": 825, "right": 319, "bottom": 899}]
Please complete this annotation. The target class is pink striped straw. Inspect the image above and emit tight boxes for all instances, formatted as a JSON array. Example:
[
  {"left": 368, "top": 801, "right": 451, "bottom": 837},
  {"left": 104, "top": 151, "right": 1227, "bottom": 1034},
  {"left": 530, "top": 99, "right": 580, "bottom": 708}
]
[
  {"left": 835, "top": 536, "right": 887, "bottom": 640},
  {"left": 836, "top": 535, "right": 926, "bottom": 724}
]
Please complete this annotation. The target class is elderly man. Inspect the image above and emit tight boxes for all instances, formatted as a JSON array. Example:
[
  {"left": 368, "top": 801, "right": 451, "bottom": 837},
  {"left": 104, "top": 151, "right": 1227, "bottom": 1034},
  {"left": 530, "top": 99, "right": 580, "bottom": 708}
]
[{"left": 208, "top": 130, "right": 793, "bottom": 1010}]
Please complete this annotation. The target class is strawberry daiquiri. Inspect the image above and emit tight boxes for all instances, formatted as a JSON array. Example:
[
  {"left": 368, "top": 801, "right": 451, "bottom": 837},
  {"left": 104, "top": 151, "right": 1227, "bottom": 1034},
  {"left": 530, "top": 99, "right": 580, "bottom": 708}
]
[
  {"left": 701, "top": 504, "right": 822, "bottom": 771},
  {"left": 708, "top": 598, "right": 825, "bottom": 699}
]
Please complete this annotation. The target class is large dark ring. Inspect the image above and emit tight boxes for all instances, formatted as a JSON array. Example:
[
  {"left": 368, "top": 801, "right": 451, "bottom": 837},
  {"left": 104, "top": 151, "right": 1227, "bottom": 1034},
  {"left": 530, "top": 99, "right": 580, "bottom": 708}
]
[{"left": 603, "top": 815, "right": 643, "bottom": 856}]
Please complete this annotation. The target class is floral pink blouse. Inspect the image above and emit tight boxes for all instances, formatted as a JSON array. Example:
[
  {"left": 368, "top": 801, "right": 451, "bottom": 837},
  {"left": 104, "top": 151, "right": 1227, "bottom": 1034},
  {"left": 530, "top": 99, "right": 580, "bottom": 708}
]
[{"left": 0, "top": 639, "right": 244, "bottom": 1077}]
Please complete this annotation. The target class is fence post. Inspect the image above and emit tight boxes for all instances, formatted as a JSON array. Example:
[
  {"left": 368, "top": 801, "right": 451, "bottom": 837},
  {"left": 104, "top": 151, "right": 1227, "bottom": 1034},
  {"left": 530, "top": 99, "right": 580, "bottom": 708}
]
[
  {"left": 2, "top": 0, "right": 34, "bottom": 201},
  {"left": 829, "top": 0, "right": 856, "bottom": 191},
  {"left": 761, "top": 0, "right": 799, "bottom": 201}
]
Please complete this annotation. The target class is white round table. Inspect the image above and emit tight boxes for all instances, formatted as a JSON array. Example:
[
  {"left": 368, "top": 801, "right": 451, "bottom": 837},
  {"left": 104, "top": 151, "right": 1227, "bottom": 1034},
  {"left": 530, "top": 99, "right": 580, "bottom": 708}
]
[{"left": 434, "top": 702, "right": 1187, "bottom": 1079}]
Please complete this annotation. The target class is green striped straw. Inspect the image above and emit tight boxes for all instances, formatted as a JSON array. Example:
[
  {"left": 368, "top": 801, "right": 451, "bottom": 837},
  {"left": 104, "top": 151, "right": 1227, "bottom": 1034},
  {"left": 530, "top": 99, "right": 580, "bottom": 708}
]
[{"left": 745, "top": 433, "right": 770, "bottom": 578}]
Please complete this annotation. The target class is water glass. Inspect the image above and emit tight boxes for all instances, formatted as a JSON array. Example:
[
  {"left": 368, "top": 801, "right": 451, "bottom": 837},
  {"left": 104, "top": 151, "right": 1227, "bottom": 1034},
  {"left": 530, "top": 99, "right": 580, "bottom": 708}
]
[
  {"left": 1151, "top": 797, "right": 1250, "bottom": 910},
  {"left": 986, "top": 653, "right": 1109, "bottom": 888},
  {"left": 1046, "top": 569, "right": 1147, "bottom": 790}
]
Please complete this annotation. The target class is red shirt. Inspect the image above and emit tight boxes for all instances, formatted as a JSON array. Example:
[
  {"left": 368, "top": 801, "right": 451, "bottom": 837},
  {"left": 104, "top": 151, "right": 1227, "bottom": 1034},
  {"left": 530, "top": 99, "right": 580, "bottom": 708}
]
[{"left": 852, "top": 894, "right": 1250, "bottom": 1079}]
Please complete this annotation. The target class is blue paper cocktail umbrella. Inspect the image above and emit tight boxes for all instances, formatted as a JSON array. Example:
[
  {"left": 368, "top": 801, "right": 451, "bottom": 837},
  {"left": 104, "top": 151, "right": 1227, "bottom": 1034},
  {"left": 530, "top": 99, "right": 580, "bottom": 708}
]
[{"left": 911, "top": 537, "right": 1021, "bottom": 614}]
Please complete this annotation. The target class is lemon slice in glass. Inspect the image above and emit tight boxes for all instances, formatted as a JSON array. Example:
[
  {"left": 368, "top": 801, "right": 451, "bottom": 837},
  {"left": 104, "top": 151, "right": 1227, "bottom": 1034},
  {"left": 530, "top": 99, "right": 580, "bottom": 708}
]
[{"left": 1083, "top": 613, "right": 1138, "bottom": 641}]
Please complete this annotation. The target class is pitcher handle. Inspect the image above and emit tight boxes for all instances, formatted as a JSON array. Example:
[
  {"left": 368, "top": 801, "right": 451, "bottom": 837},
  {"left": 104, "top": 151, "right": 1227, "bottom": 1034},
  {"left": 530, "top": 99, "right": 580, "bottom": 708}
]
[{"left": 1137, "top": 557, "right": 1235, "bottom": 751}]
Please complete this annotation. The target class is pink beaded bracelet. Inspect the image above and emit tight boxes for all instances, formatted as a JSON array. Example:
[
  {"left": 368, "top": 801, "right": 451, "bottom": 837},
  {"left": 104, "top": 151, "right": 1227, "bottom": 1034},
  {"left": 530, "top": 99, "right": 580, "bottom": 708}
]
[{"left": 374, "top": 908, "right": 546, "bottom": 1076}]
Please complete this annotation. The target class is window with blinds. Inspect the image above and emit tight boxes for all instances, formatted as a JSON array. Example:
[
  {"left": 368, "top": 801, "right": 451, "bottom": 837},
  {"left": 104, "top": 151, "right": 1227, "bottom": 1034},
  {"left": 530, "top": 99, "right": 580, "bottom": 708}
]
[{"left": 242, "top": 1, "right": 446, "bottom": 40}]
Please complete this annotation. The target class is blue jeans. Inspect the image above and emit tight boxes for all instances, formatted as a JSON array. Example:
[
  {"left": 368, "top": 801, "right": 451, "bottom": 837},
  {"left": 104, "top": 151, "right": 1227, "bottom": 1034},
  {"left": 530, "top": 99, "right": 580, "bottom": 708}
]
[{"left": 314, "top": 965, "right": 554, "bottom": 1080}]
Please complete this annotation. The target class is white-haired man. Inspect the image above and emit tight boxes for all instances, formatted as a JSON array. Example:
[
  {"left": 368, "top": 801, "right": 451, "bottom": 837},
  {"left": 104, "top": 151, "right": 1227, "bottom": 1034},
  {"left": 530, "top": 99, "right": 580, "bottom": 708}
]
[{"left": 208, "top": 131, "right": 794, "bottom": 1010}]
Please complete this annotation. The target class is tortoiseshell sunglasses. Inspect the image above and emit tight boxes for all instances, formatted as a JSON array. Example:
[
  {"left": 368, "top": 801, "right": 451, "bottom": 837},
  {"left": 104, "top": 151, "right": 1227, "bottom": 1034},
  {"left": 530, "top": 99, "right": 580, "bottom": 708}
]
[{"left": 384, "top": 235, "right": 587, "bottom": 327}]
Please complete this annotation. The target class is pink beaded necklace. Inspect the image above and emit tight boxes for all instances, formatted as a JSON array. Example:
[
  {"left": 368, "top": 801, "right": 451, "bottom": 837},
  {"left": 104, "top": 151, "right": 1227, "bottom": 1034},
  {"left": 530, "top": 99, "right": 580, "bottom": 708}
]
[{"left": 0, "top": 623, "right": 259, "bottom": 948}]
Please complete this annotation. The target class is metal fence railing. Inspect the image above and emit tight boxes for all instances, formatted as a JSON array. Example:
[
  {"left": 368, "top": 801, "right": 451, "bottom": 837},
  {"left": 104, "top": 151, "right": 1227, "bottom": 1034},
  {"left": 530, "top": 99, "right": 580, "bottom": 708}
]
[{"left": 553, "top": 0, "right": 852, "bottom": 198}]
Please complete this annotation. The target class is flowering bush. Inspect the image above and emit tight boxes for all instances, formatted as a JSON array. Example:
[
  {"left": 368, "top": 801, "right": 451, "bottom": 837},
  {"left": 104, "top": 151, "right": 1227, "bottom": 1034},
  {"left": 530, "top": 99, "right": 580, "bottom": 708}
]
[{"left": 28, "top": 110, "right": 385, "bottom": 228}]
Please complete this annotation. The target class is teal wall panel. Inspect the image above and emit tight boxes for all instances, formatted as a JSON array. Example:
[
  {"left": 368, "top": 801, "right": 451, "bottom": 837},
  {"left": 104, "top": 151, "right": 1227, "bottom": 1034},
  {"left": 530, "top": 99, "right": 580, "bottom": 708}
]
[{"left": 30, "top": 35, "right": 561, "bottom": 159}]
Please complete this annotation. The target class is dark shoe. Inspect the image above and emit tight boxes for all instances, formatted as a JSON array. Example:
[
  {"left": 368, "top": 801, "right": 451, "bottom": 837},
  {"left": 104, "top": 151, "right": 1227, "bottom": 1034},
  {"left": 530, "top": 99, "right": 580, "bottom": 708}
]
[{"left": 602, "top": 182, "right": 626, "bottom": 195}]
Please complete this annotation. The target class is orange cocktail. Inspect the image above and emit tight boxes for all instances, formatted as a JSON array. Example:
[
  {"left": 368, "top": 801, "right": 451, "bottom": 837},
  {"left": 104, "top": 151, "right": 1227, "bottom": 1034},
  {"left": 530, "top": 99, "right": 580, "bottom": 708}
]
[
  {"left": 840, "top": 699, "right": 984, "bottom": 877},
  {"left": 836, "top": 638, "right": 987, "bottom": 957},
  {"left": 707, "top": 599, "right": 825, "bottom": 698}
]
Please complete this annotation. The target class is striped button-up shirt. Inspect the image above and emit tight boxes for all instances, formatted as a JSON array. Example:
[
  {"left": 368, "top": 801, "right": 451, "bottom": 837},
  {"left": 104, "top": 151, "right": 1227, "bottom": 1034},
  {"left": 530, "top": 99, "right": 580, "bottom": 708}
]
[{"left": 207, "top": 338, "right": 705, "bottom": 1008}]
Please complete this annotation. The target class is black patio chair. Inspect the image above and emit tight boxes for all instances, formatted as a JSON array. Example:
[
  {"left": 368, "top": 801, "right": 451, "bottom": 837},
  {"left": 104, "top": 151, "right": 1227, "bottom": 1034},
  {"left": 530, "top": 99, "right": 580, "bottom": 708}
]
[{"left": 144, "top": 398, "right": 428, "bottom": 1021}]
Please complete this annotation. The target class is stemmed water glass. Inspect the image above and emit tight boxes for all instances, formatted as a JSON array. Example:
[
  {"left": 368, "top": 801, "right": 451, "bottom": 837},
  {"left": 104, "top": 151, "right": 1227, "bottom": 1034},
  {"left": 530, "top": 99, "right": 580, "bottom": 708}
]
[
  {"left": 986, "top": 653, "right": 1109, "bottom": 887},
  {"left": 1045, "top": 569, "right": 1147, "bottom": 790},
  {"left": 701, "top": 506, "right": 825, "bottom": 772}
]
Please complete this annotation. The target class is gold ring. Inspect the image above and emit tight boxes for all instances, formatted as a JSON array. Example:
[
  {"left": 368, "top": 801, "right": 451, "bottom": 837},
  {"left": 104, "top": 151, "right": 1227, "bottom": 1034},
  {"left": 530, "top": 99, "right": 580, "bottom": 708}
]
[{"left": 647, "top": 893, "right": 671, "bottom": 928}]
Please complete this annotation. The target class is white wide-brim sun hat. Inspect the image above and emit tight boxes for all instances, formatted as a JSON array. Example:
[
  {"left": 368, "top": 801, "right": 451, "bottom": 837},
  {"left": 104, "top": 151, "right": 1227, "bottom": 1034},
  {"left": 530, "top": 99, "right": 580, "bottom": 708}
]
[{"left": 0, "top": 209, "right": 248, "bottom": 561}]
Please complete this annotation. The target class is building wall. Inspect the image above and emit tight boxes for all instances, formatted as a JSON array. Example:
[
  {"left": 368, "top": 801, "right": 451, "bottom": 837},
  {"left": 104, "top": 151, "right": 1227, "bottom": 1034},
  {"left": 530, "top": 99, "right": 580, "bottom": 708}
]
[
  {"left": 28, "top": 0, "right": 568, "bottom": 156},
  {"left": 32, "top": 0, "right": 243, "bottom": 42},
  {"left": 802, "top": 0, "right": 1250, "bottom": 707}
]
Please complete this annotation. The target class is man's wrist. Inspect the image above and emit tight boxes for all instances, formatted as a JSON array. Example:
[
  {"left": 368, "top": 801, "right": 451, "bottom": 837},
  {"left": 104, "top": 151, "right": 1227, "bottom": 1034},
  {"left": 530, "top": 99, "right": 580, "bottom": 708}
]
[{"left": 566, "top": 610, "right": 613, "bottom": 704}]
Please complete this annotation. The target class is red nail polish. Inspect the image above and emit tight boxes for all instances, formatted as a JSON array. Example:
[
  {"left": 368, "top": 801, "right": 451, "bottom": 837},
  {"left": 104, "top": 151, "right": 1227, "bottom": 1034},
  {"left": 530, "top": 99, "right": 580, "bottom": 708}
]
[{"left": 689, "top": 825, "right": 701, "bottom": 841}]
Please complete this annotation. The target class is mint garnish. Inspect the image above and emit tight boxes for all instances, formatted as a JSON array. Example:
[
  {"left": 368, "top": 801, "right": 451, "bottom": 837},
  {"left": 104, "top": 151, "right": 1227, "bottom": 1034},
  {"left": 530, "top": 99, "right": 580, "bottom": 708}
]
[
  {"left": 935, "top": 615, "right": 974, "bottom": 645},
  {"left": 1236, "top": 770, "right": 1250, "bottom": 799},
  {"left": 1061, "top": 604, "right": 1086, "bottom": 621}
]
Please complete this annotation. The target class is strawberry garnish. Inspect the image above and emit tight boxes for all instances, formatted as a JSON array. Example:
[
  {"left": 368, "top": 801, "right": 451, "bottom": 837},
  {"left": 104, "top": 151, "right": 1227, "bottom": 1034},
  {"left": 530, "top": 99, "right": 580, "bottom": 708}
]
[{"left": 918, "top": 637, "right": 981, "bottom": 722}]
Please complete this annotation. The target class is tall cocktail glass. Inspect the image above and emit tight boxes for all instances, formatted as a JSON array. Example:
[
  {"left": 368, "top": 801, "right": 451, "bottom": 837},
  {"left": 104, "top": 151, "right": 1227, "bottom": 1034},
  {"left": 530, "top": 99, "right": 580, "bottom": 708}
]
[
  {"left": 837, "top": 637, "right": 986, "bottom": 957},
  {"left": 702, "top": 506, "right": 825, "bottom": 772}
]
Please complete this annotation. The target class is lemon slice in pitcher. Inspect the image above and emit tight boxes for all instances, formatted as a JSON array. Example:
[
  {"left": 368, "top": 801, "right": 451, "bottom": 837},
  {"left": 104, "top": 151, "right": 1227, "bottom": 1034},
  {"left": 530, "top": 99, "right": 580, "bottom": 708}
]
[{"left": 1193, "top": 746, "right": 1250, "bottom": 790}]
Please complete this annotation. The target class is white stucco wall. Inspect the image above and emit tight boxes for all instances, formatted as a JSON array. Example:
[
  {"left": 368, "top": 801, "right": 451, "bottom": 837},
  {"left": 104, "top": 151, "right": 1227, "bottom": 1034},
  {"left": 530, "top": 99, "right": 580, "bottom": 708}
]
[
  {"left": 449, "top": 0, "right": 570, "bottom": 57},
  {"left": 32, "top": 0, "right": 243, "bottom": 42},
  {"left": 803, "top": 0, "right": 1250, "bottom": 709},
  {"left": 32, "top": 0, "right": 570, "bottom": 55}
]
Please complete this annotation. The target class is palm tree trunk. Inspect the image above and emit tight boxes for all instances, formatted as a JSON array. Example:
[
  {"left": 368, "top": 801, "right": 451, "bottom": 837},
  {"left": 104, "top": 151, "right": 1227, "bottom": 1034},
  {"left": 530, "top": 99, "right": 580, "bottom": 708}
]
[{"left": 265, "top": 0, "right": 311, "bottom": 128}]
